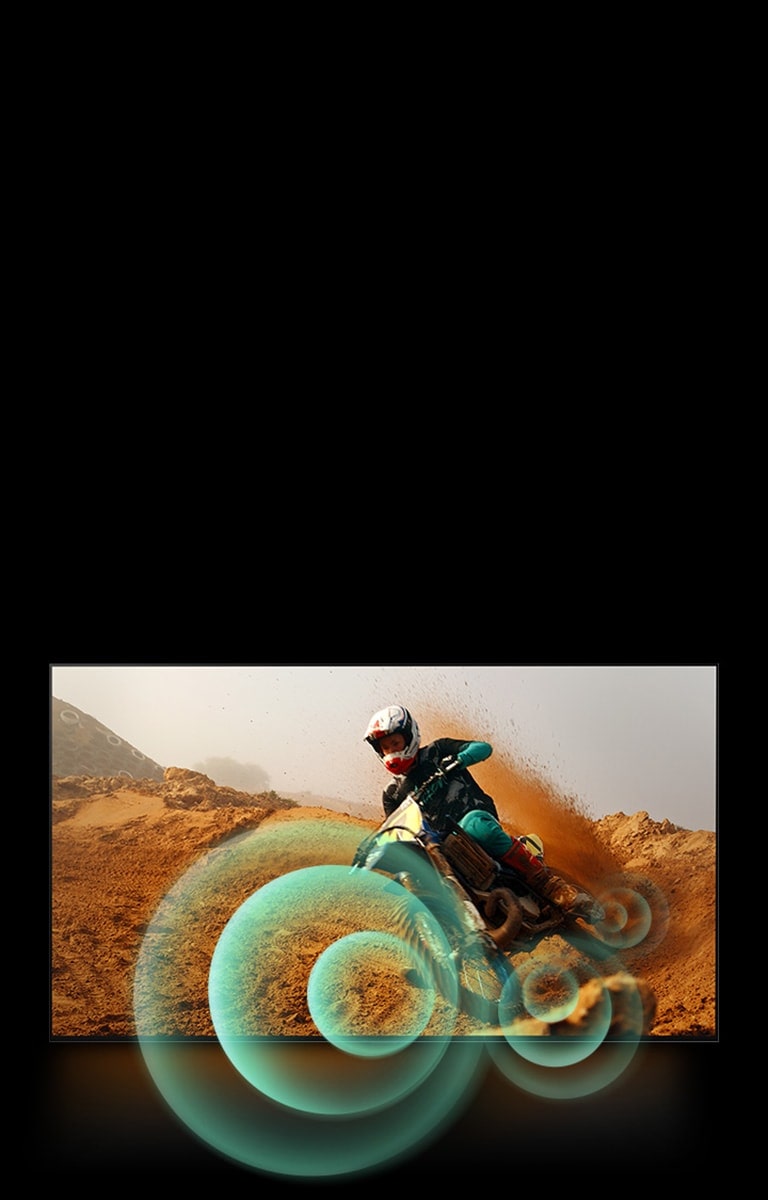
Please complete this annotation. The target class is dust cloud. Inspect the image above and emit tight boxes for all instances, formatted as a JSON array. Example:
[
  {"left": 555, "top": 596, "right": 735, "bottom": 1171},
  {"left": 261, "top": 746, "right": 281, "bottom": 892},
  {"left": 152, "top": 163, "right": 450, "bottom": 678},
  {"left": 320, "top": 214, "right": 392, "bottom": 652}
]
[{"left": 415, "top": 697, "right": 623, "bottom": 891}]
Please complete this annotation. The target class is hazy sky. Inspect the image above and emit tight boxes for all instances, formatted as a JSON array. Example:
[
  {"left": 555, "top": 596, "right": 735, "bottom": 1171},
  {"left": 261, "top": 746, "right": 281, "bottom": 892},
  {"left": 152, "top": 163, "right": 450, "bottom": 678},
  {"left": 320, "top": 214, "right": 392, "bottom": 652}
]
[{"left": 50, "top": 663, "right": 717, "bottom": 832}]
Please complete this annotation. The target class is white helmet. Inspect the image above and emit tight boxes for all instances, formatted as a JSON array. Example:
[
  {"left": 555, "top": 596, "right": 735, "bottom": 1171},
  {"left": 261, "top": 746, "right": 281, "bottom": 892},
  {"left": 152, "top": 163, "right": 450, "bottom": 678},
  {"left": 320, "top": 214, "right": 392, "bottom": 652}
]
[{"left": 364, "top": 705, "right": 420, "bottom": 775}]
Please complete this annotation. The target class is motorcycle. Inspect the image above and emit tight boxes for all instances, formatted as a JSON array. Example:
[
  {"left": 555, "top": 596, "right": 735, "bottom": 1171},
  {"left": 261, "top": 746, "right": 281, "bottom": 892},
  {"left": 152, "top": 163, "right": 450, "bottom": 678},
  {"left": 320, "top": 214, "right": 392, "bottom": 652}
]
[{"left": 351, "top": 766, "right": 610, "bottom": 1024}]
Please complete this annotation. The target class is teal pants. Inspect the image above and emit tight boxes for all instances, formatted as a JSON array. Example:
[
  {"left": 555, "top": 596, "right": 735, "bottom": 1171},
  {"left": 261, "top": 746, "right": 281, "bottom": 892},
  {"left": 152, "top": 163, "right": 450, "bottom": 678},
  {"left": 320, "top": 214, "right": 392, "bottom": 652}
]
[{"left": 458, "top": 809, "right": 513, "bottom": 857}]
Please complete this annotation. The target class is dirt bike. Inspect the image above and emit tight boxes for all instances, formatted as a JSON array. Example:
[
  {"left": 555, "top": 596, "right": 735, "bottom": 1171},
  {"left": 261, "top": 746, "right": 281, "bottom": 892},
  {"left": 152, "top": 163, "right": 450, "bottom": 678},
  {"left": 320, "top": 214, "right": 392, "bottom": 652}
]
[{"left": 351, "top": 766, "right": 610, "bottom": 1025}]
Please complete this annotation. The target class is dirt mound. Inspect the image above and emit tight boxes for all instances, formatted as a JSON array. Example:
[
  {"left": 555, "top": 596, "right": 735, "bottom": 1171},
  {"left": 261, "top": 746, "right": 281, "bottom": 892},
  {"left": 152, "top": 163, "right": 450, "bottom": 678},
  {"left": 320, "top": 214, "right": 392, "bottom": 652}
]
[{"left": 50, "top": 769, "right": 716, "bottom": 1040}]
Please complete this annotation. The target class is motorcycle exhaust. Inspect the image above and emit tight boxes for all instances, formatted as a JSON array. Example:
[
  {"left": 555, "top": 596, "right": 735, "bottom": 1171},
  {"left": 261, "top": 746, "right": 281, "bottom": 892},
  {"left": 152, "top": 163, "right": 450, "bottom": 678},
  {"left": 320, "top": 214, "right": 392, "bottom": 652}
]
[{"left": 483, "top": 888, "right": 523, "bottom": 950}]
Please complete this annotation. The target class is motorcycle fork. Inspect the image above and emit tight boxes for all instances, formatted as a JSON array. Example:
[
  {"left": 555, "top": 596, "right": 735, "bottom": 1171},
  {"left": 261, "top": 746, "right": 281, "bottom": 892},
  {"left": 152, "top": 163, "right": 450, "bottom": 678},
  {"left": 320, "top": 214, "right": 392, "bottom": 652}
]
[{"left": 423, "top": 841, "right": 490, "bottom": 940}]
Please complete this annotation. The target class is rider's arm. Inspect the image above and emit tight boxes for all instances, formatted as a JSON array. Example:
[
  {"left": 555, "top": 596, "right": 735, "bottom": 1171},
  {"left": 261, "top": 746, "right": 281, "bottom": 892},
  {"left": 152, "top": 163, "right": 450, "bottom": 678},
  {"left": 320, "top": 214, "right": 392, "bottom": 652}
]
[
  {"left": 382, "top": 782, "right": 400, "bottom": 816},
  {"left": 456, "top": 741, "right": 492, "bottom": 767}
]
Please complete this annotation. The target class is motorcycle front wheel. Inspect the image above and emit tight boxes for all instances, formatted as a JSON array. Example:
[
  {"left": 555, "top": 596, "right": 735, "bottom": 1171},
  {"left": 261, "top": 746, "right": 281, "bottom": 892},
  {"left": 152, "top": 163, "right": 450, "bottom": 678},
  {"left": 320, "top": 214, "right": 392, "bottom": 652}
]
[
  {"left": 396, "top": 888, "right": 512, "bottom": 1026},
  {"left": 455, "top": 939, "right": 512, "bottom": 1024}
]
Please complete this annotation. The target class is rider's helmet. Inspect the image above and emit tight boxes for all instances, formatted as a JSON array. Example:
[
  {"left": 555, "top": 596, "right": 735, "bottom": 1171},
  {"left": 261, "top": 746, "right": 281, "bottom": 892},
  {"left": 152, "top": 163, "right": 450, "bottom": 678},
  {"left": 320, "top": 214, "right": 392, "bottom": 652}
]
[
  {"left": 520, "top": 833, "right": 545, "bottom": 860},
  {"left": 364, "top": 705, "right": 420, "bottom": 775}
]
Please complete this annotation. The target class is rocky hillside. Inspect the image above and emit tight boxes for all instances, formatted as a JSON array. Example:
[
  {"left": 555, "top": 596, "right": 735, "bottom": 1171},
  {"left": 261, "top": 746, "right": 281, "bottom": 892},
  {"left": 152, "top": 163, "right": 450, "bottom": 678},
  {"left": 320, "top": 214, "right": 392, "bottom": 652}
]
[
  {"left": 52, "top": 697, "right": 166, "bottom": 781},
  {"left": 50, "top": 770, "right": 716, "bottom": 1040}
]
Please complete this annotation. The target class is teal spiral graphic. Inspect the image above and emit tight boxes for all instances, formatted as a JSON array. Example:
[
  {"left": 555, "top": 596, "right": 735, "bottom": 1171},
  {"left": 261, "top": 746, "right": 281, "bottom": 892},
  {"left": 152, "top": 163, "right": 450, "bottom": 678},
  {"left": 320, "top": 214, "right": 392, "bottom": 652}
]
[
  {"left": 133, "top": 818, "right": 484, "bottom": 1176},
  {"left": 306, "top": 930, "right": 437, "bottom": 1056},
  {"left": 132, "top": 816, "right": 662, "bottom": 1173},
  {"left": 207, "top": 864, "right": 459, "bottom": 1115},
  {"left": 499, "top": 948, "right": 613, "bottom": 1068},
  {"left": 491, "top": 932, "right": 648, "bottom": 1095},
  {"left": 136, "top": 1035, "right": 486, "bottom": 1178},
  {"left": 593, "top": 872, "right": 670, "bottom": 952}
]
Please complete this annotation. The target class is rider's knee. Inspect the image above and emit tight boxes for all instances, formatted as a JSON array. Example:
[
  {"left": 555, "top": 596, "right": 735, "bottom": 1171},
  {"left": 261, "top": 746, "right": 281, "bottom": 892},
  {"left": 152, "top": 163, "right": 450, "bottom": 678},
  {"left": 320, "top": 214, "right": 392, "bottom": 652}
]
[{"left": 458, "top": 809, "right": 513, "bottom": 857}]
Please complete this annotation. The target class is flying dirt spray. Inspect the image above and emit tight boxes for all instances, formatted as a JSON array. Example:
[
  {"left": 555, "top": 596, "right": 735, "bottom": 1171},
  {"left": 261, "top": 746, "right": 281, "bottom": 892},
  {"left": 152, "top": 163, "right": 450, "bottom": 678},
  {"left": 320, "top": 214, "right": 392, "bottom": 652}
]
[{"left": 414, "top": 699, "right": 624, "bottom": 892}]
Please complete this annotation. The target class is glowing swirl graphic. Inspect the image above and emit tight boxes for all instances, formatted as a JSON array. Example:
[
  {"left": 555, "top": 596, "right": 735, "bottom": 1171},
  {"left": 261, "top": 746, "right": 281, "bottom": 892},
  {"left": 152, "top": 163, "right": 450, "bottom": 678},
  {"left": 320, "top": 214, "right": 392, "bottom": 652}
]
[
  {"left": 306, "top": 930, "right": 437, "bottom": 1056},
  {"left": 594, "top": 872, "right": 670, "bottom": 952},
  {"left": 133, "top": 819, "right": 667, "bottom": 1174},
  {"left": 207, "top": 864, "right": 460, "bottom": 1115},
  {"left": 134, "top": 820, "right": 484, "bottom": 1176},
  {"left": 491, "top": 930, "right": 650, "bottom": 1096}
]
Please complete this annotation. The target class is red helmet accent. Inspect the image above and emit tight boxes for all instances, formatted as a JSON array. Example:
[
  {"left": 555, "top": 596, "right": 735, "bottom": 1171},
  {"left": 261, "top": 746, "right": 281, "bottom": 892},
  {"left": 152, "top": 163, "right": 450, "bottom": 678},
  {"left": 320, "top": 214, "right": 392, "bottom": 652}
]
[
  {"left": 364, "top": 705, "right": 420, "bottom": 775},
  {"left": 381, "top": 750, "right": 418, "bottom": 776}
]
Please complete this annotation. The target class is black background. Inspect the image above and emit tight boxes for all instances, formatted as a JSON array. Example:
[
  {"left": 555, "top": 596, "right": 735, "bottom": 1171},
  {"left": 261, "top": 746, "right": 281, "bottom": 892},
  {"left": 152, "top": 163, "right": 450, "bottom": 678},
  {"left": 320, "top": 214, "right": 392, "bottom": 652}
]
[{"left": 37, "top": 1035, "right": 722, "bottom": 1184}]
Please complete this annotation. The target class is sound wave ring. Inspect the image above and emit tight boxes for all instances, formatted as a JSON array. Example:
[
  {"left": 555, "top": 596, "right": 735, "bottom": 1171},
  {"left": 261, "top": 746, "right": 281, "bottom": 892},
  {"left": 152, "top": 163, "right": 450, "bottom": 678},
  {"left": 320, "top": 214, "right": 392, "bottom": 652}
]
[{"left": 133, "top": 819, "right": 483, "bottom": 1177}]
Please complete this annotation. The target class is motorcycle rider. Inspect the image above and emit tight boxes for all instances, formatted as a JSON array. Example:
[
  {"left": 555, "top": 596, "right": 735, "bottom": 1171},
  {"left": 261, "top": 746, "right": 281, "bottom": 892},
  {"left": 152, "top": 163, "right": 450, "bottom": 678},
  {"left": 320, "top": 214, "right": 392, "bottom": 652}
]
[{"left": 364, "top": 704, "right": 598, "bottom": 919}]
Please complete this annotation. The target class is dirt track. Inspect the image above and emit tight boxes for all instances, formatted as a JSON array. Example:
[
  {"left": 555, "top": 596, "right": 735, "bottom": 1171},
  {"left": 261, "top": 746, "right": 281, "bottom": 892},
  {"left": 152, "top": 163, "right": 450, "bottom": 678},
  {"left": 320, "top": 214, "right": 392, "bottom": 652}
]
[{"left": 51, "top": 769, "right": 716, "bottom": 1041}]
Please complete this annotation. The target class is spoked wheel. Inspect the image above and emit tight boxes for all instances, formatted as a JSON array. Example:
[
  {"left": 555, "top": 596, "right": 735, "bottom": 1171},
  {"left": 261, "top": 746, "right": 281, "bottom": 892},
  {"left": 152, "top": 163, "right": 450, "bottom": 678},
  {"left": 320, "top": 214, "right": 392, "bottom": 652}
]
[
  {"left": 453, "top": 888, "right": 521, "bottom": 1023},
  {"left": 455, "top": 941, "right": 512, "bottom": 1024},
  {"left": 391, "top": 887, "right": 513, "bottom": 1026}
]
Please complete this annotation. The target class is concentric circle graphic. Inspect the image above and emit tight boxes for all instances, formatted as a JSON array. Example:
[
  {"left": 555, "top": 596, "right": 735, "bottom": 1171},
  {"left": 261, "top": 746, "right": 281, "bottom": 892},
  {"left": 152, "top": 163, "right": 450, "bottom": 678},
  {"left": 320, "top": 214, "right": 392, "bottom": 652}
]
[
  {"left": 207, "top": 864, "right": 459, "bottom": 1115},
  {"left": 520, "top": 960, "right": 581, "bottom": 1023},
  {"left": 499, "top": 949, "right": 613, "bottom": 1069},
  {"left": 307, "top": 930, "right": 436, "bottom": 1056},
  {"left": 133, "top": 816, "right": 659, "bottom": 1173},
  {"left": 488, "top": 1034, "right": 642, "bottom": 1100},
  {"left": 137, "top": 1035, "right": 487, "bottom": 1178},
  {"left": 594, "top": 872, "right": 670, "bottom": 952},
  {"left": 492, "top": 933, "right": 649, "bottom": 1094},
  {"left": 133, "top": 819, "right": 484, "bottom": 1176}
]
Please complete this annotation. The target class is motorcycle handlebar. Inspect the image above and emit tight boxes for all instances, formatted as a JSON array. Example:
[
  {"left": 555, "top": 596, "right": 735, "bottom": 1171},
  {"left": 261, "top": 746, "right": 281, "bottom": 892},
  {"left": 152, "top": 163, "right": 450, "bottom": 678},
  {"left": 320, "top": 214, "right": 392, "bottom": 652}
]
[{"left": 409, "top": 765, "right": 453, "bottom": 804}]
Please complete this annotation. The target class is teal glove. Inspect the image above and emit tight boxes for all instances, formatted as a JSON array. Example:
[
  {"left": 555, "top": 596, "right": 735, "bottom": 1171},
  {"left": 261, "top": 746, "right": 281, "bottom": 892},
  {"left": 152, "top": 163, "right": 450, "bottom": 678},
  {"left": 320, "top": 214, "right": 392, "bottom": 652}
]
[{"left": 456, "top": 741, "right": 492, "bottom": 768}]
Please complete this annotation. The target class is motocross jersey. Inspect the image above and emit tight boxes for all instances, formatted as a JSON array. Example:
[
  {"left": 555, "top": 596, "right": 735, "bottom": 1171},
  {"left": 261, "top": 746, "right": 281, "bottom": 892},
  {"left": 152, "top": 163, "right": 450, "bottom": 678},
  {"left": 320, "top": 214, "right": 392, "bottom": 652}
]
[{"left": 382, "top": 738, "right": 499, "bottom": 832}]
